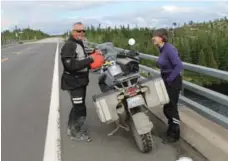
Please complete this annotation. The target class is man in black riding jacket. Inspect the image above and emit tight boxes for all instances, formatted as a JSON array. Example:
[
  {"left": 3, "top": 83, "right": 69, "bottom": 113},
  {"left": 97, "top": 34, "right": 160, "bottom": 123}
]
[{"left": 60, "top": 22, "right": 101, "bottom": 142}]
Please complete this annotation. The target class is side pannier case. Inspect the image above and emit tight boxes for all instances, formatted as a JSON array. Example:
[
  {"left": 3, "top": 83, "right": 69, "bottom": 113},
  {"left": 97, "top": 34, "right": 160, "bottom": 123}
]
[
  {"left": 92, "top": 90, "right": 120, "bottom": 124},
  {"left": 140, "top": 76, "right": 170, "bottom": 110}
]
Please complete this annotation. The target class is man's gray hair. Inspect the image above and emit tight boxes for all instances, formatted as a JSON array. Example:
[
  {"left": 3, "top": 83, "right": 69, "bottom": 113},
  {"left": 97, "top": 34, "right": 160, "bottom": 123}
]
[{"left": 73, "top": 22, "right": 83, "bottom": 26}]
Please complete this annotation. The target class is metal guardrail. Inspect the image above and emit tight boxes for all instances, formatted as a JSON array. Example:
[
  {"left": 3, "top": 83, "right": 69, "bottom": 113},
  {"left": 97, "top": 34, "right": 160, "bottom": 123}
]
[
  {"left": 111, "top": 45, "right": 228, "bottom": 82},
  {"left": 110, "top": 46, "right": 228, "bottom": 105},
  {"left": 88, "top": 42, "right": 228, "bottom": 129},
  {"left": 139, "top": 65, "right": 228, "bottom": 107},
  {"left": 139, "top": 65, "right": 228, "bottom": 129},
  {"left": 89, "top": 42, "right": 228, "bottom": 105},
  {"left": 139, "top": 53, "right": 228, "bottom": 81},
  {"left": 1, "top": 39, "right": 18, "bottom": 46}
]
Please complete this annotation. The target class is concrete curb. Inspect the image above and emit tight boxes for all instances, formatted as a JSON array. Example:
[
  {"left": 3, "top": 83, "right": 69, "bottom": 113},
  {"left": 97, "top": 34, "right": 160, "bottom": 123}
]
[
  {"left": 140, "top": 75, "right": 228, "bottom": 160},
  {"left": 148, "top": 104, "right": 228, "bottom": 161}
]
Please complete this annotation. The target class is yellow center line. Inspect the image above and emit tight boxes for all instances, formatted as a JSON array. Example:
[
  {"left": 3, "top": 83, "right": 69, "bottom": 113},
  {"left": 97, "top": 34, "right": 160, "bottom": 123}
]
[{"left": 1, "top": 57, "right": 8, "bottom": 62}]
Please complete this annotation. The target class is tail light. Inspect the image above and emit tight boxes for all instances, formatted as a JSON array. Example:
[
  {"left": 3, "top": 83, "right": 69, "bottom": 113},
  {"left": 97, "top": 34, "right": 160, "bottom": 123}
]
[{"left": 127, "top": 87, "right": 137, "bottom": 96}]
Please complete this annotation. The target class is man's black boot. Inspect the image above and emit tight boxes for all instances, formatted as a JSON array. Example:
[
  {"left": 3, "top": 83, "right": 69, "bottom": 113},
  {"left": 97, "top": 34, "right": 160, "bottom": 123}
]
[{"left": 67, "top": 117, "right": 92, "bottom": 142}]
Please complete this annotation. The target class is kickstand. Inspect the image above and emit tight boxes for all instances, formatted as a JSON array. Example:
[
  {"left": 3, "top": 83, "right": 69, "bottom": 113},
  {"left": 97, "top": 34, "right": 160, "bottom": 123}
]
[
  {"left": 119, "top": 124, "right": 130, "bottom": 131},
  {"left": 107, "top": 123, "right": 130, "bottom": 136},
  {"left": 108, "top": 126, "right": 120, "bottom": 136}
]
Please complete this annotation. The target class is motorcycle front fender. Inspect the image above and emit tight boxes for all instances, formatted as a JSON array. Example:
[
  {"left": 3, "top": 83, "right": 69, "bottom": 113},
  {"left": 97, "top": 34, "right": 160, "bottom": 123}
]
[{"left": 131, "top": 112, "right": 153, "bottom": 135}]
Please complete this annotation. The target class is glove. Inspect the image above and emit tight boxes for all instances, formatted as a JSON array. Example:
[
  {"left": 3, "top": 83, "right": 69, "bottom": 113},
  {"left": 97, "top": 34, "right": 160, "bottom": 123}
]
[{"left": 89, "top": 52, "right": 104, "bottom": 69}]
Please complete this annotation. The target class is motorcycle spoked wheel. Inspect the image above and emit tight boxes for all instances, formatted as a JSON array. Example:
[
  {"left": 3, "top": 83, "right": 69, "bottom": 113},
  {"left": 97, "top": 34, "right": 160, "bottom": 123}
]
[{"left": 129, "top": 117, "right": 154, "bottom": 153}]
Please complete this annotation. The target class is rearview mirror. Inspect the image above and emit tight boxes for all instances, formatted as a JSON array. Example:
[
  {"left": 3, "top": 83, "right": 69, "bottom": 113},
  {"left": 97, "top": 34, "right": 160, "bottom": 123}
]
[{"left": 128, "top": 38, "right": 136, "bottom": 46}]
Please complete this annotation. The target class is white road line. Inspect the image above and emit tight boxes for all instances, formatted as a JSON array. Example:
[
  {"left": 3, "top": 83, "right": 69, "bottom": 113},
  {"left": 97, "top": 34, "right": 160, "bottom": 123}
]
[{"left": 42, "top": 39, "right": 61, "bottom": 161}]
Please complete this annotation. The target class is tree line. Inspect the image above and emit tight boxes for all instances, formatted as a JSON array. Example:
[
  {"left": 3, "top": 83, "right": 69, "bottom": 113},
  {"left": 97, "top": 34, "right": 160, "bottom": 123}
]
[
  {"left": 64, "top": 17, "right": 228, "bottom": 86},
  {"left": 1, "top": 26, "right": 49, "bottom": 45}
]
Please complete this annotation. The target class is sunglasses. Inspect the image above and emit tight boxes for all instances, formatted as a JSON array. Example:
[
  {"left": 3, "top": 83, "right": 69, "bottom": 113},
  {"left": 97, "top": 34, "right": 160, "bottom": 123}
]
[{"left": 73, "top": 30, "right": 86, "bottom": 33}]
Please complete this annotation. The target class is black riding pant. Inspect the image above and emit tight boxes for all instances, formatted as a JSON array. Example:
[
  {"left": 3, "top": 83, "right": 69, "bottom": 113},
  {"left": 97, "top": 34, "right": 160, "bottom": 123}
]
[
  {"left": 162, "top": 74, "right": 182, "bottom": 125},
  {"left": 68, "top": 86, "right": 87, "bottom": 129}
]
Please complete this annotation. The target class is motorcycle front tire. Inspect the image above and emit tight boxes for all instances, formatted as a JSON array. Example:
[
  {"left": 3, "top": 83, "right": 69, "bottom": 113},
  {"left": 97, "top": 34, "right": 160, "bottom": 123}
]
[{"left": 129, "top": 119, "right": 154, "bottom": 153}]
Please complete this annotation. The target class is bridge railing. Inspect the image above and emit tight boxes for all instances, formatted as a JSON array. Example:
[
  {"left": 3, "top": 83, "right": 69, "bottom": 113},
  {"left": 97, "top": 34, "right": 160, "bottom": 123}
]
[{"left": 87, "top": 42, "right": 228, "bottom": 129}]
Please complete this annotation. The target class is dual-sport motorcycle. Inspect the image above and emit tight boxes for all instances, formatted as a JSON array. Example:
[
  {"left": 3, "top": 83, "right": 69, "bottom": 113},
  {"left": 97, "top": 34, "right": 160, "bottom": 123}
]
[{"left": 91, "top": 39, "right": 170, "bottom": 153}]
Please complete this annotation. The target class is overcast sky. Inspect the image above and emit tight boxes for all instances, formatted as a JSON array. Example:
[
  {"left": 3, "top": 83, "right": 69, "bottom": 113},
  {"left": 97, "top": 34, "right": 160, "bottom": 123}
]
[{"left": 1, "top": 0, "right": 228, "bottom": 35}]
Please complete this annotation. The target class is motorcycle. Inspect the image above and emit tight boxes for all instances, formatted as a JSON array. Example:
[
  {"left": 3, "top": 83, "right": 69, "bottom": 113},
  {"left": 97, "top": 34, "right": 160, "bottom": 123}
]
[{"left": 91, "top": 38, "right": 170, "bottom": 153}]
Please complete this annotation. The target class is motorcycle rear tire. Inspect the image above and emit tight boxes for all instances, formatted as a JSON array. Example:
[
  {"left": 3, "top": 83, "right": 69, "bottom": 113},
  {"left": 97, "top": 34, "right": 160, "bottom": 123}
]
[{"left": 130, "top": 119, "right": 153, "bottom": 153}]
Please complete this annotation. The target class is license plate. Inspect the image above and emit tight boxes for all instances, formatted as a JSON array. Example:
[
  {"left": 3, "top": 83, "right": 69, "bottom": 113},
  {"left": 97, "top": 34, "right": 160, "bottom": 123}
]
[{"left": 127, "top": 95, "right": 145, "bottom": 109}]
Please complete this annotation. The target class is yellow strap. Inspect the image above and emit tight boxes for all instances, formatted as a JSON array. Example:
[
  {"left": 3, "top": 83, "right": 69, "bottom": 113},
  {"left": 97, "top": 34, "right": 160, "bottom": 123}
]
[{"left": 104, "top": 61, "right": 111, "bottom": 66}]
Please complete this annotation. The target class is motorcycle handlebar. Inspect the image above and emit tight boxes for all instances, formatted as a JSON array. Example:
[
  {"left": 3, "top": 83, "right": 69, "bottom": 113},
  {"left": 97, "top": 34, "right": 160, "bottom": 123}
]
[{"left": 95, "top": 44, "right": 140, "bottom": 63}]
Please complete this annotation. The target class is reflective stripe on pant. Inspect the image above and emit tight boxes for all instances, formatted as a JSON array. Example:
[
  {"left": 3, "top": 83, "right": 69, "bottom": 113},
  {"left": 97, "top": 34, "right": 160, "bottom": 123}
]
[{"left": 68, "top": 86, "right": 87, "bottom": 128}]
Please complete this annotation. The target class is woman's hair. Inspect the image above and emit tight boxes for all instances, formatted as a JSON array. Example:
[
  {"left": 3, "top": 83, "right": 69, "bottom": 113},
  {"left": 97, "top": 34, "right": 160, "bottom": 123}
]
[{"left": 153, "top": 28, "right": 168, "bottom": 42}]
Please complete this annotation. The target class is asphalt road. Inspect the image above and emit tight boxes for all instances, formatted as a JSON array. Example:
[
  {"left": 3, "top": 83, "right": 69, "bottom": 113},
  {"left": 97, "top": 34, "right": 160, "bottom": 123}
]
[
  {"left": 1, "top": 39, "right": 57, "bottom": 161},
  {"left": 1, "top": 38, "right": 206, "bottom": 161}
]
